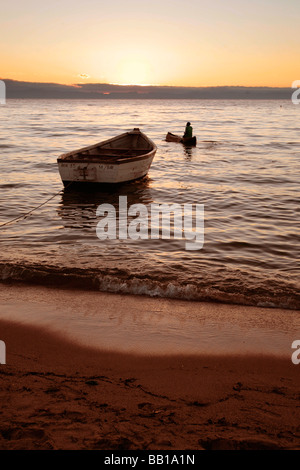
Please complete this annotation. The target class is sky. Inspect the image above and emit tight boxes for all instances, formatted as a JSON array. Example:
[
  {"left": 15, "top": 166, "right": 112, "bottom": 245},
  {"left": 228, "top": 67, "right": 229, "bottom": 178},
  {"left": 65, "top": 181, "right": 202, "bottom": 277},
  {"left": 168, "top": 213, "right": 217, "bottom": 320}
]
[{"left": 1, "top": 0, "right": 300, "bottom": 87}]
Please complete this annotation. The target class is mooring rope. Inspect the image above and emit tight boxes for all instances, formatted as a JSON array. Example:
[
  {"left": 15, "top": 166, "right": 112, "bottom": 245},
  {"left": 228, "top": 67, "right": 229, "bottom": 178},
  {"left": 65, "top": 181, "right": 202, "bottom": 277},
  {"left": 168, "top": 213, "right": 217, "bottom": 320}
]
[{"left": 0, "top": 181, "right": 73, "bottom": 228}]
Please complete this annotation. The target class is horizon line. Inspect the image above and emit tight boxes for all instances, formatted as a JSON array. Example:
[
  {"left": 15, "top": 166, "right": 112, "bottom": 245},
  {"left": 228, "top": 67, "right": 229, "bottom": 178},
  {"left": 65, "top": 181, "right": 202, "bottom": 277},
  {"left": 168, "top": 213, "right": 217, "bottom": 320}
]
[
  {"left": 0, "top": 78, "right": 294, "bottom": 89},
  {"left": 2, "top": 79, "right": 293, "bottom": 100}
]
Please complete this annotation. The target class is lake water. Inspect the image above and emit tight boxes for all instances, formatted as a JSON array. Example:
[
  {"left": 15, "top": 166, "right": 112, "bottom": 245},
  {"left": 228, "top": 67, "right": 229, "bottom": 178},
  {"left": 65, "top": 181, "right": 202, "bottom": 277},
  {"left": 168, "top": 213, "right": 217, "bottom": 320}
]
[{"left": 0, "top": 99, "right": 299, "bottom": 309}]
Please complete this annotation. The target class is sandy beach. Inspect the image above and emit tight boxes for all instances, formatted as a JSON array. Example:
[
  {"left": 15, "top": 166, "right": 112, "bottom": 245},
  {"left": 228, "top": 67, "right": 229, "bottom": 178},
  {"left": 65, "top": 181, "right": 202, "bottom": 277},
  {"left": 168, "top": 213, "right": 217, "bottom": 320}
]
[{"left": 0, "top": 284, "right": 299, "bottom": 450}]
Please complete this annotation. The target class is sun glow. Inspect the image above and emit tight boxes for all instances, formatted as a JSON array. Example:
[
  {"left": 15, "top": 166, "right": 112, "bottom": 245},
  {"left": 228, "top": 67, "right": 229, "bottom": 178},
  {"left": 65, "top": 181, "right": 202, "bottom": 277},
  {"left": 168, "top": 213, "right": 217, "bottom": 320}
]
[
  {"left": 116, "top": 59, "right": 153, "bottom": 86},
  {"left": 1, "top": 1, "right": 300, "bottom": 87}
]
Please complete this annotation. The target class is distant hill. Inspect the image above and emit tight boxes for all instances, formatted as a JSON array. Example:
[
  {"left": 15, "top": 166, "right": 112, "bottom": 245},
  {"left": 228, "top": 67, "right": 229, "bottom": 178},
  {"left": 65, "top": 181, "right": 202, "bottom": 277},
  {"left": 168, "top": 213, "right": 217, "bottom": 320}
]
[{"left": 1, "top": 79, "right": 291, "bottom": 99}]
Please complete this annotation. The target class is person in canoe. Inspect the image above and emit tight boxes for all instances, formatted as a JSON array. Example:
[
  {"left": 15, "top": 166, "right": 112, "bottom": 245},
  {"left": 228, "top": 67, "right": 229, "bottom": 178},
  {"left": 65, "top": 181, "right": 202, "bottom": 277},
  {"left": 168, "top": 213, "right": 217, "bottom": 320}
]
[{"left": 183, "top": 122, "right": 193, "bottom": 139}]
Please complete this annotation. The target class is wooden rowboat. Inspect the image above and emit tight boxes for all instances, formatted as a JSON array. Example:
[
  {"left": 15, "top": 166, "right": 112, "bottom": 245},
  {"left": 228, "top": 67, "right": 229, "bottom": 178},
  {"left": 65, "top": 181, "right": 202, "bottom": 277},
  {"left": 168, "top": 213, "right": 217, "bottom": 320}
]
[
  {"left": 166, "top": 132, "right": 197, "bottom": 146},
  {"left": 57, "top": 128, "right": 157, "bottom": 186}
]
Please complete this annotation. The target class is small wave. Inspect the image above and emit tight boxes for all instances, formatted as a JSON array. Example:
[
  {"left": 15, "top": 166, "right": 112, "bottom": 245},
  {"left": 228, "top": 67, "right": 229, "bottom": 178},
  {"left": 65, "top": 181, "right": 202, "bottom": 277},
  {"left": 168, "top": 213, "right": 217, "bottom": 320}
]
[
  {"left": 0, "top": 261, "right": 299, "bottom": 310},
  {"left": 0, "top": 183, "right": 27, "bottom": 189},
  {"left": 33, "top": 162, "right": 57, "bottom": 169},
  {"left": 48, "top": 133, "right": 70, "bottom": 137}
]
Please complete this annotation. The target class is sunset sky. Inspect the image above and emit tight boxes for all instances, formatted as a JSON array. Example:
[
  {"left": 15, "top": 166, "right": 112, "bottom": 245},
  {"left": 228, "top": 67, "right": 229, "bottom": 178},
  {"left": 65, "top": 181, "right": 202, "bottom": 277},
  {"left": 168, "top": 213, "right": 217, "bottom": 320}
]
[{"left": 1, "top": 0, "right": 300, "bottom": 87}]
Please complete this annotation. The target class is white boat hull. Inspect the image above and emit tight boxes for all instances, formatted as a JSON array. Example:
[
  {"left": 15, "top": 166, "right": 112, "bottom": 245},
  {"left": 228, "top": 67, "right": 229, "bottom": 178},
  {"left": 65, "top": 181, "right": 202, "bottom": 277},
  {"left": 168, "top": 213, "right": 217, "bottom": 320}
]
[
  {"left": 58, "top": 151, "right": 155, "bottom": 185},
  {"left": 57, "top": 129, "right": 156, "bottom": 185}
]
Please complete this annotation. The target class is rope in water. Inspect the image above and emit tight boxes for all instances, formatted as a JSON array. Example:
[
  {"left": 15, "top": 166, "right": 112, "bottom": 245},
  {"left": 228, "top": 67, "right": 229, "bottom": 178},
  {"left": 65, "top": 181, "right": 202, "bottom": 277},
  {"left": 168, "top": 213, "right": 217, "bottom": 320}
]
[{"left": 0, "top": 181, "right": 73, "bottom": 228}]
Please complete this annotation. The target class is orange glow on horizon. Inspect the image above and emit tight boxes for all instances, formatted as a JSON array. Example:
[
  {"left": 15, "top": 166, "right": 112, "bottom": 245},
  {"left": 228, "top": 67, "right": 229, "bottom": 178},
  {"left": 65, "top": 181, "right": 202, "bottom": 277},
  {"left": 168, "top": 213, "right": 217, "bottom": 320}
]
[{"left": 1, "top": 1, "right": 300, "bottom": 88}]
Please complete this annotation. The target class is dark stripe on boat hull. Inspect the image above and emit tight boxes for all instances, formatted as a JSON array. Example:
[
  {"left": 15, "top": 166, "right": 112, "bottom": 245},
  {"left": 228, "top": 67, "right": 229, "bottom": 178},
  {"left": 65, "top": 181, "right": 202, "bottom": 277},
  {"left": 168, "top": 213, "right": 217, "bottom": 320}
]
[{"left": 62, "top": 175, "right": 148, "bottom": 190}]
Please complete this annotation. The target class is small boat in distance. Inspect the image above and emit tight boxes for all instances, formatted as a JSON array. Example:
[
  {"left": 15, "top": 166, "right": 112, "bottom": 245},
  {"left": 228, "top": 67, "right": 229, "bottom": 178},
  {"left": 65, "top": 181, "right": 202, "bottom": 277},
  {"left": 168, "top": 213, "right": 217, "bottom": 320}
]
[
  {"left": 57, "top": 128, "right": 157, "bottom": 186},
  {"left": 166, "top": 132, "right": 197, "bottom": 146}
]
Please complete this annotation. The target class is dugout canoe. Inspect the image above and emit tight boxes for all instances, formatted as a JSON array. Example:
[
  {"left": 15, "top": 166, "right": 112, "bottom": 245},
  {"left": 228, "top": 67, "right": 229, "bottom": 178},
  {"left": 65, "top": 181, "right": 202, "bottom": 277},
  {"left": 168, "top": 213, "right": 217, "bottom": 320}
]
[{"left": 166, "top": 132, "right": 197, "bottom": 146}]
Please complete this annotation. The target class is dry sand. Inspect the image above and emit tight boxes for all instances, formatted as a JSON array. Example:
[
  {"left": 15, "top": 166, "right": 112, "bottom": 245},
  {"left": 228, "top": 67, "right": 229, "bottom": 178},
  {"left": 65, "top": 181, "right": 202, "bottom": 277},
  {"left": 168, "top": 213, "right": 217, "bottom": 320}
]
[{"left": 0, "top": 284, "right": 299, "bottom": 450}]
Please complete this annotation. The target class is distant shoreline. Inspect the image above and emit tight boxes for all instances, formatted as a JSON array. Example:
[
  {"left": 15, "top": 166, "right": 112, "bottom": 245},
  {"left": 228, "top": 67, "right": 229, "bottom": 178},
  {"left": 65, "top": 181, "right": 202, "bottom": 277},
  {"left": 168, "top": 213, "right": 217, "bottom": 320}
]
[
  {"left": 1, "top": 79, "right": 293, "bottom": 100},
  {"left": 5, "top": 97, "right": 290, "bottom": 100}
]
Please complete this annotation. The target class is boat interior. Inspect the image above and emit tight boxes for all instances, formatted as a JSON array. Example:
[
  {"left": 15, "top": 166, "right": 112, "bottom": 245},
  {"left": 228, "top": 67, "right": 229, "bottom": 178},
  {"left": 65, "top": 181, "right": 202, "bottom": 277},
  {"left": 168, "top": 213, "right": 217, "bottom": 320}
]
[{"left": 59, "top": 132, "right": 153, "bottom": 162}]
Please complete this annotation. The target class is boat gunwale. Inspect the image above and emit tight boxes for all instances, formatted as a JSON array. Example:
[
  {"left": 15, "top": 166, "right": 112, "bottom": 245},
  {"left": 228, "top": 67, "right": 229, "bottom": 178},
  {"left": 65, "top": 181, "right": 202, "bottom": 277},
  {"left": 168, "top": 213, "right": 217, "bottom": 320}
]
[
  {"left": 57, "top": 151, "right": 156, "bottom": 166},
  {"left": 57, "top": 129, "right": 157, "bottom": 162}
]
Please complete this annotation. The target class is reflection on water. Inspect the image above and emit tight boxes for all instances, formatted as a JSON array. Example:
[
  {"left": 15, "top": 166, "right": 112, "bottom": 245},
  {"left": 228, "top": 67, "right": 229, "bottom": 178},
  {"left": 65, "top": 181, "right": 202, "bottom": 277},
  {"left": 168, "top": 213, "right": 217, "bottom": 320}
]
[
  {"left": 183, "top": 145, "right": 193, "bottom": 161},
  {"left": 58, "top": 177, "right": 154, "bottom": 230}
]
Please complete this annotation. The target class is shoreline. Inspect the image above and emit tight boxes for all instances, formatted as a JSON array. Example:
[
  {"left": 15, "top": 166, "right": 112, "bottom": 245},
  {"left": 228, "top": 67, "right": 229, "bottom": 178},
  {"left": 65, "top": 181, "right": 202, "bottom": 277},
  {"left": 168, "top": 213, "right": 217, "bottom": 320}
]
[
  {"left": 1, "top": 261, "right": 299, "bottom": 311},
  {"left": 0, "top": 284, "right": 299, "bottom": 450},
  {"left": 0, "top": 282, "right": 299, "bottom": 356}
]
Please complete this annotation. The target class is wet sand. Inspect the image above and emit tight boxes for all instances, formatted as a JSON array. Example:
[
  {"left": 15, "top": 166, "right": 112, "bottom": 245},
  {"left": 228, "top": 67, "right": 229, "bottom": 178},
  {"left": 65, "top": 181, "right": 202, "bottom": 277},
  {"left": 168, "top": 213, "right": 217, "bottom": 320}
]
[
  {"left": 0, "top": 283, "right": 298, "bottom": 356},
  {"left": 0, "top": 285, "right": 299, "bottom": 450}
]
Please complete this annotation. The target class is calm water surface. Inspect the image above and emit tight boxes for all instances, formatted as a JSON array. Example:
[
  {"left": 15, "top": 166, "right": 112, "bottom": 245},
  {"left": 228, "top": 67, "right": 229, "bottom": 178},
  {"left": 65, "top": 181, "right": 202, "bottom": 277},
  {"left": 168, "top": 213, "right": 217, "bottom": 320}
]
[{"left": 0, "top": 99, "right": 299, "bottom": 309}]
